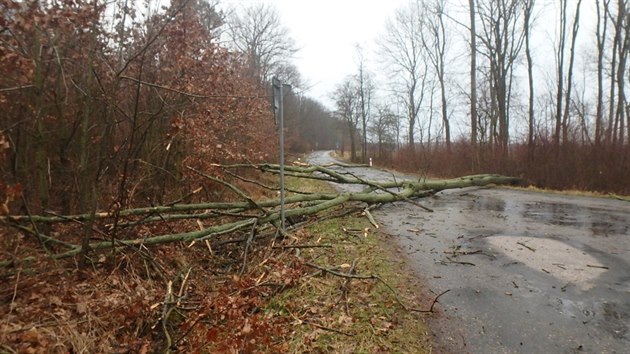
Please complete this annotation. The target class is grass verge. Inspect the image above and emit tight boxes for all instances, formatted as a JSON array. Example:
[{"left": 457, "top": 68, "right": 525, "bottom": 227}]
[
  {"left": 269, "top": 175, "right": 434, "bottom": 353},
  {"left": 0, "top": 166, "right": 434, "bottom": 353}
]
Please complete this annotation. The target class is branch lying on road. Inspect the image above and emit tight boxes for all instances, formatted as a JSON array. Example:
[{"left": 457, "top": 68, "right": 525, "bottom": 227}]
[{"left": 0, "top": 162, "right": 522, "bottom": 265}]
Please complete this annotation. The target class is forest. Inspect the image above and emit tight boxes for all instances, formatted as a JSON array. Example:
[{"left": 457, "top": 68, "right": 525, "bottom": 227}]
[
  {"left": 333, "top": 0, "right": 630, "bottom": 195},
  {"left": 0, "top": 0, "right": 628, "bottom": 351}
]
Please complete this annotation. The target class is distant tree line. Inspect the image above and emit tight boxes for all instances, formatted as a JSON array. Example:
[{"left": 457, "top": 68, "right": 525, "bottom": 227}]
[{"left": 332, "top": 0, "right": 630, "bottom": 194}]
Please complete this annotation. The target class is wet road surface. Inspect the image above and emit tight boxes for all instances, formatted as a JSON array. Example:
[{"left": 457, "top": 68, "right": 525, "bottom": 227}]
[{"left": 308, "top": 151, "right": 630, "bottom": 354}]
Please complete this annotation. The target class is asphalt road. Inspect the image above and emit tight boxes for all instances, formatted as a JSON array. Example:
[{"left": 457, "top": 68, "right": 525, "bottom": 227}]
[{"left": 307, "top": 151, "right": 630, "bottom": 354}]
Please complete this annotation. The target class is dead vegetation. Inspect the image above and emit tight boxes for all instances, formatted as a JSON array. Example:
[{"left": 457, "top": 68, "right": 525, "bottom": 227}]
[{"left": 1, "top": 162, "right": 519, "bottom": 352}]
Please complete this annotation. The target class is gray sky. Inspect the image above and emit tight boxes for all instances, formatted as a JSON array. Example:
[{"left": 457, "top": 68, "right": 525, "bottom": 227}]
[
  {"left": 219, "top": 0, "right": 408, "bottom": 108},
  {"left": 218, "top": 0, "right": 600, "bottom": 140}
]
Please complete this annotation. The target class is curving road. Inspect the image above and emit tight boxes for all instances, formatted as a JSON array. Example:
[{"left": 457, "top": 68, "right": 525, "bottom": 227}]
[{"left": 308, "top": 151, "right": 630, "bottom": 354}]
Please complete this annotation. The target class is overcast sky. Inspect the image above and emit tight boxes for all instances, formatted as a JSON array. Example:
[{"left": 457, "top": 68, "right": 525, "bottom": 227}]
[
  {"left": 217, "top": 0, "right": 598, "bottom": 137},
  {"left": 219, "top": 0, "right": 409, "bottom": 108}
]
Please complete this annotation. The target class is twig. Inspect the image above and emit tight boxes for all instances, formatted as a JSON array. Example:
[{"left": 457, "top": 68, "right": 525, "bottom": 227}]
[
  {"left": 364, "top": 208, "right": 379, "bottom": 229},
  {"left": 344, "top": 170, "right": 434, "bottom": 212},
  {"left": 7, "top": 223, "right": 74, "bottom": 248},
  {"left": 177, "top": 268, "right": 192, "bottom": 306},
  {"left": 0, "top": 256, "right": 36, "bottom": 268},
  {"left": 0, "top": 344, "right": 17, "bottom": 354},
  {"left": 186, "top": 166, "right": 266, "bottom": 214},
  {"left": 287, "top": 308, "right": 354, "bottom": 337},
  {"left": 162, "top": 280, "right": 174, "bottom": 352},
  {"left": 173, "top": 313, "right": 207, "bottom": 347},
  {"left": 223, "top": 168, "right": 312, "bottom": 195},
  {"left": 304, "top": 319, "right": 355, "bottom": 336},
  {"left": 44, "top": 210, "right": 110, "bottom": 238},
  {"left": 204, "top": 240, "right": 213, "bottom": 255},
  {"left": 516, "top": 241, "right": 536, "bottom": 252},
  {"left": 19, "top": 195, "right": 49, "bottom": 253},
  {"left": 552, "top": 263, "right": 566, "bottom": 270},
  {"left": 119, "top": 75, "right": 268, "bottom": 100},
  {"left": 0, "top": 84, "right": 34, "bottom": 92},
  {"left": 337, "top": 259, "right": 358, "bottom": 314},
  {"left": 305, "top": 262, "right": 376, "bottom": 280},
  {"left": 9, "top": 267, "right": 21, "bottom": 316},
  {"left": 586, "top": 264, "right": 609, "bottom": 269},
  {"left": 166, "top": 187, "right": 202, "bottom": 206},
  {"left": 444, "top": 249, "right": 482, "bottom": 255},
  {"left": 610, "top": 194, "right": 630, "bottom": 202},
  {"left": 305, "top": 262, "right": 449, "bottom": 313},
  {"left": 444, "top": 256, "right": 476, "bottom": 266},
  {"left": 240, "top": 219, "right": 259, "bottom": 276},
  {"left": 391, "top": 173, "right": 401, "bottom": 192},
  {"left": 423, "top": 289, "right": 451, "bottom": 313},
  {"left": 321, "top": 162, "right": 370, "bottom": 168},
  {"left": 272, "top": 244, "right": 333, "bottom": 249}
]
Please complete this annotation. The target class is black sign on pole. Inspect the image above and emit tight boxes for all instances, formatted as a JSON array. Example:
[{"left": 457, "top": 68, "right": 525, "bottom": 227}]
[{"left": 272, "top": 77, "right": 281, "bottom": 125}]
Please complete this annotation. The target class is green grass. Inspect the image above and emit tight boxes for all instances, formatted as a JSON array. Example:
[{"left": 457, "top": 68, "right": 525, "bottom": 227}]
[{"left": 268, "top": 176, "right": 433, "bottom": 353}]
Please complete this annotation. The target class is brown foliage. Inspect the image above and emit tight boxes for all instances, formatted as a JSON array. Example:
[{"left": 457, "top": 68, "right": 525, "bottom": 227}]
[
  {"left": 0, "top": 212, "right": 309, "bottom": 352},
  {"left": 377, "top": 139, "right": 630, "bottom": 195},
  {"left": 0, "top": 0, "right": 277, "bottom": 215}
]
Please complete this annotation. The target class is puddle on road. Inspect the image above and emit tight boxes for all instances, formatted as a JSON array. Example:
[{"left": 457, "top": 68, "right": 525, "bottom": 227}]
[
  {"left": 486, "top": 235, "right": 607, "bottom": 290},
  {"left": 434, "top": 194, "right": 630, "bottom": 238},
  {"left": 521, "top": 201, "right": 629, "bottom": 237}
]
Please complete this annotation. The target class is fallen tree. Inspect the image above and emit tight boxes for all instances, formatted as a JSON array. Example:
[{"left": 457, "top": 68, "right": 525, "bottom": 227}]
[{"left": 0, "top": 162, "right": 522, "bottom": 266}]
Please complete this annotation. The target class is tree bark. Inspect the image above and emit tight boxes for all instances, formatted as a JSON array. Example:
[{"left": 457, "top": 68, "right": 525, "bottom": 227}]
[
  {"left": 595, "top": 0, "right": 610, "bottom": 146},
  {"left": 524, "top": 0, "right": 535, "bottom": 153},
  {"left": 555, "top": 0, "right": 568, "bottom": 146},
  {"left": 469, "top": 0, "right": 478, "bottom": 148},
  {"left": 561, "top": 0, "right": 583, "bottom": 144}
]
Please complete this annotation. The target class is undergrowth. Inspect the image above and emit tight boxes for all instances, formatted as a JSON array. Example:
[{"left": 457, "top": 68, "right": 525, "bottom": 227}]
[{"left": 0, "top": 172, "right": 433, "bottom": 353}]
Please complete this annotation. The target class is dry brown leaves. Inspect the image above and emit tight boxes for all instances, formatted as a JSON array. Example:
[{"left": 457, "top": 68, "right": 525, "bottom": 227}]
[{"left": 0, "top": 221, "right": 310, "bottom": 353}]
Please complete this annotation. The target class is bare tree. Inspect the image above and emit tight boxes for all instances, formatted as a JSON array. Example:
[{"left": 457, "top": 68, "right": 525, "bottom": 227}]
[
  {"left": 523, "top": 0, "right": 535, "bottom": 151},
  {"left": 553, "top": 0, "right": 569, "bottom": 146},
  {"left": 334, "top": 77, "right": 360, "bottom": 161},
  {"left": 561, "top": 0, "right": 583, "bottom": 144},
  {"left": 606, "top": 0, "right": 618, "bottom": 144},
  {"left": 421, "top": 0, "right": 451, "bottom": 151},
  {"left": 370, "top": 105, "right": 398, "bottom": 160},
  {"left": 469, "top": 0, "right": 479, "bottom": 148},
  {"left": 355, "top": 46, "right": 374, "bottom": 163},
  {"left": 226, "top": 3, "right": 298, "bottom": 83},
  {"left": 476, "top": 0, "right": 526, "bottom": 154},
  {"left": 612, "top": 0, "right": 629, "bottom": 146},
  {"left": 595, "top": 0, "right": 611, "bottom": 146},
  {"left": 378, "top": 2, "right": 429, "bottom": 151}
]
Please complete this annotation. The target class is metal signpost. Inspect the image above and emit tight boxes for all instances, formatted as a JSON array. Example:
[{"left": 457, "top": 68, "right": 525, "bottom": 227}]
[{"left": 272, "top": 77, "right": 286, "bottom": 232}]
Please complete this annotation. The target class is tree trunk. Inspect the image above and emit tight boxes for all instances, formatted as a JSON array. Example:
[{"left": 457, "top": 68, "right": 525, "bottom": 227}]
[
  {"left": 469, "top": 0, "right": 478, "bottom": 148},
  {"left": 555, "top": 0, "right": 568, "bottom": 146},
  {"left": 524, "top": 0, "right": 535, "bottom": 154},
  {"left": 595, "top": 0, "right": 609, "bottom": 146},
  {"left": 561, "top": 0, "right": 583, "bottom": 144},
  {"left": 614, "top": 0, "right": 629, "bottom": 146}
]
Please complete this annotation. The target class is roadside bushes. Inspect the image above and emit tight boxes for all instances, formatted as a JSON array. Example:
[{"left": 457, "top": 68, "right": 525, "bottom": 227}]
[{"left": 0, "top": 0, "right": 277, "bottom": 215}]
